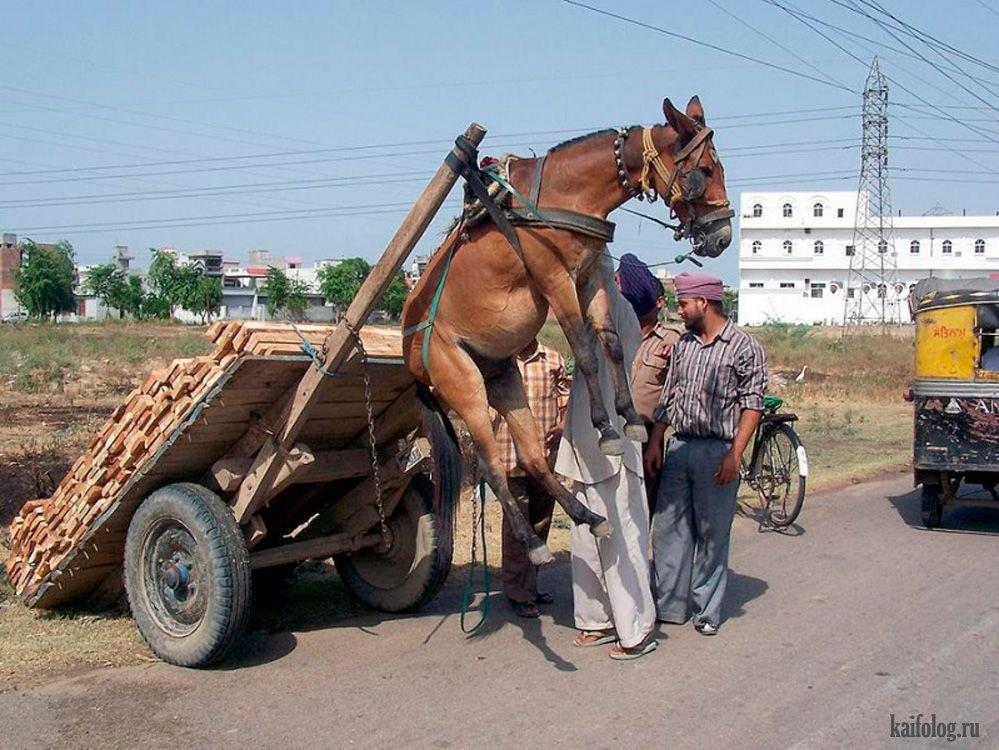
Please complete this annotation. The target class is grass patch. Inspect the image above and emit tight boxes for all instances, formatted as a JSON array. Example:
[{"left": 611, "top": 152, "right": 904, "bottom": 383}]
[{"left": 0, "top": 320, "right": 211, "bottom": 394}]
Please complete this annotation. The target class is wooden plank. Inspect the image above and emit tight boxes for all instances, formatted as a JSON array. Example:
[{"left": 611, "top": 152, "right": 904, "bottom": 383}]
[{"left": 249, "top": 531, "right": 381, "bottom": 570}]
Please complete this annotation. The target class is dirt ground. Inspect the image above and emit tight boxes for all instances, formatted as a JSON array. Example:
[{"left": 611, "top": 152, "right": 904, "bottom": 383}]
[{"left": 0, "top": 320, "right": 914, "bottom": 691}]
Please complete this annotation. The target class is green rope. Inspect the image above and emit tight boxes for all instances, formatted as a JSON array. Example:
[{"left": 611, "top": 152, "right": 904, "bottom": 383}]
[{"left": 460, "top": 479, "right": 491, "bottom": 635}]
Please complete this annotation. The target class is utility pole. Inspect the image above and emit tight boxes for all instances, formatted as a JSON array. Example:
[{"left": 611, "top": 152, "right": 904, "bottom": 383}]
[{"left": 844, "top": 56, "right": 900, "bottom": 329}]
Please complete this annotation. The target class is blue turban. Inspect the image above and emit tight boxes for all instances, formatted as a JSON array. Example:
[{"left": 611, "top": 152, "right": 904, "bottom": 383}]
[{"left": 617, "top": 253, "right": 663, "bottom": 316}]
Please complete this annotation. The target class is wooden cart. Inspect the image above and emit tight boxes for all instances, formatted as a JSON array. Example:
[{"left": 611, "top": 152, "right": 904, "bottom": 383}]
[{"left": 6, "top": 124, "right": 484, "bottom": 667}]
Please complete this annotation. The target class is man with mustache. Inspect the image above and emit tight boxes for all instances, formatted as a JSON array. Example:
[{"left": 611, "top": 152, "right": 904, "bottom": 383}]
[{"left": 644, "top": 272, "right": 767, "bottom": 636}]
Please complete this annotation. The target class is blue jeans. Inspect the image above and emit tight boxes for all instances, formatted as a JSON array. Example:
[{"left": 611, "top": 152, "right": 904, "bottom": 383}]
[{"left": 651, "top": 435, "right": 739, "bottom": 627}]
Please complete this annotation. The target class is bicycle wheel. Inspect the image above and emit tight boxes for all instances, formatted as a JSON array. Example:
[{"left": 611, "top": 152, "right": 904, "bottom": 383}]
[{"left": 754, "top": 423, "right": 807, "bottom": 528}]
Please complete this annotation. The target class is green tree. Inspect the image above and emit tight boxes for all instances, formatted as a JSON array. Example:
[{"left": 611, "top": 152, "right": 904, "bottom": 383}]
[
  {"left": 261, "top": 267, "right": 310, "bottom": 320},
  {"left": 317, "top": 258, "right": 370, "bottom": 316},
  {"left": 146, "top": 250, "right": 185, "bottom": 317},
  {"left": 84, "top": 263, "right": 129, "bottom": 318},
  {"left": 15, "top": 240, "right": 76, "bottom": 320},
  {"left": 124, "top": 275, "right": 146, "bottom": 319},
  {"left": 285, "top": 278, "right": 310, "bottom": 320},
  {"left": 182, "top": 274, "right": 223, "bottom": 324},
  {"left": 381, "top": 272, "right": 409, "bottom": 319},
  {"left": 261, "top": 266, "right": 290, "bottom": 318}
]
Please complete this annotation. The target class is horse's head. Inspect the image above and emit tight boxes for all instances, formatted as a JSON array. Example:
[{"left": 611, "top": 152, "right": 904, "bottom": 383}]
[{"left": 654, "top": 96, "right": 733, "bottom": 258}]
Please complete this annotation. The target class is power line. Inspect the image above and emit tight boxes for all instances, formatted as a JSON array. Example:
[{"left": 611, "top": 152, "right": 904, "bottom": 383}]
[
  {"left": 562, "top": 0, "right": 857, "bottom": 93},
  {"left": 764, "top": 0, "right": 999, "bottom": 150},
  {"left": 832, "top": 0, "right": 999, "bottom": 114}
]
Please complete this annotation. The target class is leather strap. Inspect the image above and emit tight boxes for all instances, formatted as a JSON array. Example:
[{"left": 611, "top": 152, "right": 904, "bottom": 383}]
[{"left": 505, "top": 206, "right": 615, "bottom": 243}]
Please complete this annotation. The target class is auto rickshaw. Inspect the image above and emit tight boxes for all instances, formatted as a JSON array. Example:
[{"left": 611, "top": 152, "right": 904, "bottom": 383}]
[{"left": 906, "top": 277, "right": 999, "bottom": 527}]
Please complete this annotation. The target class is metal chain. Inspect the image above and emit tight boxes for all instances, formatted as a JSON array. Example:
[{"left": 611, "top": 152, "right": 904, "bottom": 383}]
[{"left": 342, "top": 319, "right": 388, "bottom": 539}]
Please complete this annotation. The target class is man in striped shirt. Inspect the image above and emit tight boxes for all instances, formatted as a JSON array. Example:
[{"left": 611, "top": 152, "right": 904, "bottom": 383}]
[{"left": 643, "top": 272, "right": 767, "bottom": 636}]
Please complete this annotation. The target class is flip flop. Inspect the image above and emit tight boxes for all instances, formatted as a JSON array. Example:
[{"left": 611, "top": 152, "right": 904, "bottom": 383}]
[
  {"left": 609, "top": 638, "right": 659, "bottom": 661},
  {"left": 573, "top": 630, "right": 618, "bottom": 648}
]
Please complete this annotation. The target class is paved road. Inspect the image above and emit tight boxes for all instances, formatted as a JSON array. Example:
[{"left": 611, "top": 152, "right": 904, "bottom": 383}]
[{"left": 2, "top": 476, "right": 997, "bottom": 749}]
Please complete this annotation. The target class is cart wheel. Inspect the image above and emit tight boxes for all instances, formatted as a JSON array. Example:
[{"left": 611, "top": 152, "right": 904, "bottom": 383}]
[
  {"left": 921, "top": 484, "right": 943, "bottom": 529},
  {"left": 335, "top": 475, "right": 450, "bottom": 613},
  {"left": 124, "top": 482, "right": 251, "bottom": 667}
]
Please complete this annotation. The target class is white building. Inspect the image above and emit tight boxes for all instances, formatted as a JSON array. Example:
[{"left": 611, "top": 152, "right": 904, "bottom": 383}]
[{"left": 738, "top": 191, "right": 999, "bottom": 326}]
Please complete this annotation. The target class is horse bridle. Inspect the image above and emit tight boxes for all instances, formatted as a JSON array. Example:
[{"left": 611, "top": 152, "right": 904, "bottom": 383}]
[{"left": 613, "top": 125, "right": 734, "bottom": 248}]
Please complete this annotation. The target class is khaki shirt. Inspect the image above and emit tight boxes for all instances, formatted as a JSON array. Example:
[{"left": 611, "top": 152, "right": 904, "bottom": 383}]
[
  {"left": 630, "top": 321, "right": 681, "bottom": 424},
  {"left": 555, "top": 286, "right": 644, "bottom": 484}
]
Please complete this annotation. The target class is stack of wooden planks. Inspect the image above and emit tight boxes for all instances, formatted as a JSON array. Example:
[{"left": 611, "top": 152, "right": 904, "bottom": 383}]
[{"left": 5, "top": 320, "right": 402, "bottom": 601}]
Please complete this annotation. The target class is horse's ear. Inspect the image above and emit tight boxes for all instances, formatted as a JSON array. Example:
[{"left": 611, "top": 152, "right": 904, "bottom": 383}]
[
  {"left": 663, "top": 97, "right": 698, "bottom": 140},
  {"left": 685, "top": 95, "right": 705, "bottom": 126}
]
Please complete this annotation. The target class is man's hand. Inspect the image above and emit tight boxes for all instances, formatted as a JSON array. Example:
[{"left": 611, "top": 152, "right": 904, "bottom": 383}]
[
  {"left": 644, "top": 422, "right": 668, "bottom": 477},
  {"left": 714, "top": 449, "right": 741, "bottom": 486}
]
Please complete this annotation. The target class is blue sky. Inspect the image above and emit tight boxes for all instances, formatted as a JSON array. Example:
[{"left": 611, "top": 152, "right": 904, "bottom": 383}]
[{"left": 2, "top": 1, "right": 998, "bottom": 283}]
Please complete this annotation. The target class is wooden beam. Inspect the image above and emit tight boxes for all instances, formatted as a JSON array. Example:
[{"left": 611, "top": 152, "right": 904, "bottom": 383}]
[
  {"left": 211, "top": 447, "right": 374, "bottom": 495},
  {"left": 232, "top": 123, "right": 485, "bottom": 524},
  {"left": 249, "top": 531, "right": 382, "bottom": 570}
]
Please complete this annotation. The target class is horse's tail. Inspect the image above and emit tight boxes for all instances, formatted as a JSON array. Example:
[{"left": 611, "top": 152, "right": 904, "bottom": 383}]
[{"left": 417, "top": 383, "right": 463, "bottom": 562}]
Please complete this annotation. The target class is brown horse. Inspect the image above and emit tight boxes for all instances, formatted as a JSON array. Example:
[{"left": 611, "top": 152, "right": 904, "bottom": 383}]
[{"left": 402, "top": 96, "right": 732, "bottom": 564}]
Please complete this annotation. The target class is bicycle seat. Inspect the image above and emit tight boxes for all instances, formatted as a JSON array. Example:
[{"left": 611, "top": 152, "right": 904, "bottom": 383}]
[{"left": 763, "top": 395, "right": 784, "bottom": 411}]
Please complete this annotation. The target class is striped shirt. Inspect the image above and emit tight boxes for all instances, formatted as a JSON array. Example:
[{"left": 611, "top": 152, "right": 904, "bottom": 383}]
[
  {"left": 655, "top": 319, "right": 768, "bottom": 441},
  {"left": 491, "top": 344, "right": 571, "bottom": 476}
]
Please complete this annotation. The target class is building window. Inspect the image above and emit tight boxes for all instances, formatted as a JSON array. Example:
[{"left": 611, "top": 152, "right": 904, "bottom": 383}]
[
  {"left": 749, "top": 282, "right": 764, "bottom": 288},
  {"left": 814, "top": 240, "right": 824, "bottom": 255},
  {"left": 783, "top": 240, "right": 793, "bottom": 255},
  {"left": 878, "top": 239, "right": 888, "bottom": 254},
  {"left": 813, "top": 202, "right": 823, "bottom": 217},
  {"left": 782, "top": 203, "right": 793, "bottom": 218},
  {"left": 780, "top": 282, "right": 795, "bottom": 289},
  {"left": 910, "top": 240, "right": 920, "bottom": 255},
  {"left": 846, "top": 245, "right": 855, "bottom": 256},
  {"left": 942, "top": 240, "right": 952, "bottom": 255},
  {"left": 810, "top": 283, "right": 825, "bottom": 299},
  {"left": 975, "top": 239, "right": 986, "bottom": 254},
  {"left": 751, "top": 240, "right": 761, "bottom": 255},
  {"left": 837, "top": 208, "right": 844, "bottom": 218},
  {"left": 752, "top": 203, "right": 762, "bottom": 218},
  {"left": 847, "top": 287, "right": 856, "bottom": 299}
]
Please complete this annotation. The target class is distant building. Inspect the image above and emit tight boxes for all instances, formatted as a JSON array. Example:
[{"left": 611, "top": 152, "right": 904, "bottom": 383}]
[
  {"left": 0, "top": 233, "right": 19, "bottom": 317},
  {"left": 737, "top": 191, "right": 999, "bottom": 326}
]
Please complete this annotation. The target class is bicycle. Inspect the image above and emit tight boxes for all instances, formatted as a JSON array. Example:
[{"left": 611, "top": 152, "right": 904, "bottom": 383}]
[{"left": 740, "top": 395, "right": 808, "bottom": 531}]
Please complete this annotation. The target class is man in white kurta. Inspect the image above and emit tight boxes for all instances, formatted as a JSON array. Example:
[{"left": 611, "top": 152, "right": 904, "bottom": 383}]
[{"left": 555, "top": 284, "right": 657, "bottom": 656}]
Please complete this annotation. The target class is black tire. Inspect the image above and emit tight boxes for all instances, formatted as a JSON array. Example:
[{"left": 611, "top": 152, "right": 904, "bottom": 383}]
[
  {"left": 921, "top": 483, "right": 943, "bottom": 528},
  {"left": 124, "top": 482, "right": 251, "bottom": 667},
  {"left": 754, "top": 423, "right": 807, "bottom": 528},
  {"left": 335, "top": 475, "right": 451, "bottom": 613}
]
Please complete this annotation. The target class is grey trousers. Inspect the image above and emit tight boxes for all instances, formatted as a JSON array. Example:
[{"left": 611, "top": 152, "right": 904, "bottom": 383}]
[{"left": 651, "top": 435, "right": 739, "bottom": 627}]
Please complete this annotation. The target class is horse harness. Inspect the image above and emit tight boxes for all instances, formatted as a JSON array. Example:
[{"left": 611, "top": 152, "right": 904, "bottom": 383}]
[
  {"left": 614, "top": 124, "right": 734, "bottom": 248},
  {"left": 404, "top": 127, "right": 732, "bottom": 370}
]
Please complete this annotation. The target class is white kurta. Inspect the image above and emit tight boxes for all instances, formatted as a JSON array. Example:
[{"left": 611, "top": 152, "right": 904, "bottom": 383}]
[{"left": 555, "top": 286, "right": 656, "bottom": 648}]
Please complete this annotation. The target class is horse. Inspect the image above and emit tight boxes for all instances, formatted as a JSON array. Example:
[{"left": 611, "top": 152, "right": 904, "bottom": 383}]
[{"left": 402, "top": 96, "right": 732, "bottom": 565}]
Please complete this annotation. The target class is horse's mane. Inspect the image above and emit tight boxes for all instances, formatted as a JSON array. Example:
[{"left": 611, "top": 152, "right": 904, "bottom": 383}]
[{"left": 548, "top": 128, "right": 619, "bottom": 153}]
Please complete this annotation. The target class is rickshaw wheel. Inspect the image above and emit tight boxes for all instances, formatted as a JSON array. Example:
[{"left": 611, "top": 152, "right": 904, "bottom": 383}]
[
  {"left": 921, "top": 484, "right": 943, "bottom": 529},
  {"left": 335, "top": 475, "right": 450, "bottom": 613},
  {"left": 124, "top": 482, "right": 251, "bottom": 667}
]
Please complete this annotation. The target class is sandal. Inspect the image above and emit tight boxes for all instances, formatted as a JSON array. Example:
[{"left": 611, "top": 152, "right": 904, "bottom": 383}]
[
  {"left": 573, "top": 629, "right": 617, "bottom": 648},
  {"left": 609, "top": 636, "right": 659, "bottom": 661}
]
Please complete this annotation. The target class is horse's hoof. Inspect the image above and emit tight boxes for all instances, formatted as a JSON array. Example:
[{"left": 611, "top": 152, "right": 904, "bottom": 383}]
[
  {"left": 624, "top": 423, "right": 648, "bottom": 443},
  {"left": 591, "top": 520, "right": 613, "bottom": 538},
  {"left": 529, "top": 543, "right": 554, "bottom": 566},
  {"left": 599, "top": 434, "right": 624, "bottom": 456}
]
